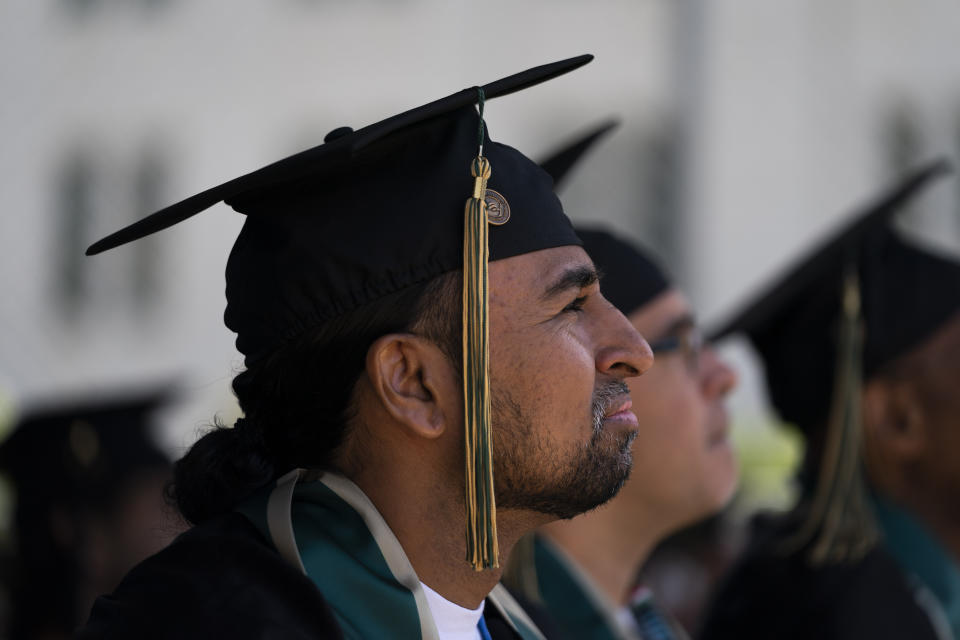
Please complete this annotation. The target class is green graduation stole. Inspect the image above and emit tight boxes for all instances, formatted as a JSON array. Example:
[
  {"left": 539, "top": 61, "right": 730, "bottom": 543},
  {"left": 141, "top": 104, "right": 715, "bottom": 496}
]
[
  {"left": 873, "top": 494, "right": 960, "bottom": 640},
  {"left": 529, "top": 535, "right": 632, "bottom": 640},
  {"left": 509, "top": 535, "right": 688, "bottom": 640},
  {"left": 236, "top": 469, "right": 545, "bottom": 640}
]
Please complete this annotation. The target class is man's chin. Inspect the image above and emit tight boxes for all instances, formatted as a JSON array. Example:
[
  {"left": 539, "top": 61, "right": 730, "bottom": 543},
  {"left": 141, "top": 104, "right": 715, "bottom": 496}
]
[
  {"left": 583, "top": 433, "right": 636, "bottom": 508},
  {"left": 548, "top": 471, "right": 631, "bottom": 521},
  {"left": 568, "top": 429, "right": 636, "bottom": 510},
  {"left": 502, "top": 436, "right": 635, "bottom": 520}
]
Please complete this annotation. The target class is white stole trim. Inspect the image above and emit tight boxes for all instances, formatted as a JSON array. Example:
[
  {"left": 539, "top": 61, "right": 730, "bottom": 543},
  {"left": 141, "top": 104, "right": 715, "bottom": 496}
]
[
  {"left": 488, "top": 584, "right": 547, "bottom": 640},
  {"left": 264, "top": 468, "right": 440, "bottom": 640}
]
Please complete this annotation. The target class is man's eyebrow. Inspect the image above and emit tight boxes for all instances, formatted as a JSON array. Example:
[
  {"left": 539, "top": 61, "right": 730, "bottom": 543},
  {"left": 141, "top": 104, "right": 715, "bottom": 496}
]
[{"left": 540, "top": 264, "right": 600, "bottom": 301}]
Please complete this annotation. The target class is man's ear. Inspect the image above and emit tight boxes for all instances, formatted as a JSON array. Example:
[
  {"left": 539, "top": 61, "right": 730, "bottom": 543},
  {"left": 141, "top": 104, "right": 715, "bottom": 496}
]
[
  {"left": 365, "top": 333, "right": 458, "bottom": 439},
  {"left": 862, "top": 378, "right": 927, "bottom": 463}
]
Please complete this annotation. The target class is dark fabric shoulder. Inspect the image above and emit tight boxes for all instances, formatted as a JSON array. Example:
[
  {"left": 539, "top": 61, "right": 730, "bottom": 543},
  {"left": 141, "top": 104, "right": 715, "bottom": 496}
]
[
  {"left": 501, "top": 588, "right": 569, "bottom": 640},
  {"left": 699, "top": 513, "right": 939, "bottom": 640},
  {"left": 77, "top": 512, "right": 343, "bottom": 640}
]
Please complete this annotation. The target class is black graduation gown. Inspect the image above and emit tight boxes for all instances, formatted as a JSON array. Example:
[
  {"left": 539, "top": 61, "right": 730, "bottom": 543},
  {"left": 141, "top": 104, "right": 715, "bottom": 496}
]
[
  {"left": 77, "top": 512, "right": 529, "bottom": 639},
  {"left": 699, "top": 513, "right": 941, "bottom": 640}
]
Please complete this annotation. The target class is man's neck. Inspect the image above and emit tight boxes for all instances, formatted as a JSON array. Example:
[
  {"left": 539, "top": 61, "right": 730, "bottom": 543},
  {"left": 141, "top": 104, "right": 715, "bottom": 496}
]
[
  {"left": 351, "top": 466, "right": 543, "bottom": 609},
  {"left": 539, "top": 501, "right": 665, "bottom": 606}
]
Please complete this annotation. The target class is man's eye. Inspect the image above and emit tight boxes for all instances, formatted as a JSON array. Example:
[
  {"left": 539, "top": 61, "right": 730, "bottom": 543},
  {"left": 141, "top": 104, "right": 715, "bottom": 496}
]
[{"left": 563, "top": 296, "right": 588, "bottom": 313}]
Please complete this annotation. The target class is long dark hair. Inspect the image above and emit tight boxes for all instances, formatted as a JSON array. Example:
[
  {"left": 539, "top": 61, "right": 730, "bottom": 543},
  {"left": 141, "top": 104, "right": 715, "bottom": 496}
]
[{"left": 171, "top": 272, "right": 460, "bottom": 524}]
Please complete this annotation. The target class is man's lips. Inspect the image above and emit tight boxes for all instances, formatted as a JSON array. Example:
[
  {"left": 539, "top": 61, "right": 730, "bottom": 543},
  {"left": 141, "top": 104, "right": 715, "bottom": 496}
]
[{"left": 603, "top": 398, "right": 638, "bottom": 427}]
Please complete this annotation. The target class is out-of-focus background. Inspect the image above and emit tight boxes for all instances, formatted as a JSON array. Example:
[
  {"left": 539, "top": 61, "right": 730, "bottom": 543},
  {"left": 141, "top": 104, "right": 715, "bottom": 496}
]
[{"left": 2, "top": 0, "right": 960, "bottom": 635}]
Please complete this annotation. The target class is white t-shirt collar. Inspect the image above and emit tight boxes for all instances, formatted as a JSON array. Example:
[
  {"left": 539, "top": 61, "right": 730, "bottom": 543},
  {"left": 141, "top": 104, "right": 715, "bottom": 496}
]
[{"left": 420, "top": 581, "right": 485, "bottom": 640}]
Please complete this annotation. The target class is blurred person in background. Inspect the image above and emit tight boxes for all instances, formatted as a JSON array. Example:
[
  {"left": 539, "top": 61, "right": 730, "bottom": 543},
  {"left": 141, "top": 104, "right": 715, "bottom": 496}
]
[
  {"left": 505, "top": 125, "right": 739, "bottom": 640},
  {"left": 0, "top": 388, "right": 177, "bottom": 640},
  {"left": 77, "top": 57, "right": 655, "bottom": 639},
  {"left": 701, "top": 161, "right": 960, "bottom": 640},
  {"left": 636, "top": 512, "right": 739, "bottom": 634}
]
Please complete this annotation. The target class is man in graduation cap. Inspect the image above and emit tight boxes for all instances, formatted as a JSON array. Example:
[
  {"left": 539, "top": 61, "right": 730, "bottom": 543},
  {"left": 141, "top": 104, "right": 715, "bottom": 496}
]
[
  {"left": 700, "top": 161, "right": 960, "bottom": 640},
  {"left": 78, "top": 56, "right": 654, "bottom": 639},
  {"left": 504, "top": 124, "right": 738, "bottom": 640},
  {"left": 0, "top": 388, "right": 176, "bottom": 640}
]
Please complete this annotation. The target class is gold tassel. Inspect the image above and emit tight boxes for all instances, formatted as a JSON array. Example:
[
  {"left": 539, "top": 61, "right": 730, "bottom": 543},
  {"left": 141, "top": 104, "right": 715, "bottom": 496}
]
[
  {"left": 463, "top": 148, "right": 498, "bottom": 570},
  {"left": 781, "top": 266, "right": 880, "bottom": 564}
]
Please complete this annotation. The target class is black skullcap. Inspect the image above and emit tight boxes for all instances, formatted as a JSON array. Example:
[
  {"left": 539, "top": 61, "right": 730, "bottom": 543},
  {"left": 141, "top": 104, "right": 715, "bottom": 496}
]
[
  {"left": 709, "top": 160, "right": 957, "bottom": 433},
  {"left": 0, "top": 388, "right": 171, "bottom": 509},
  {"left": 87, "top": 56, "right": 592, "bottom": 364},
  {"left": 577, "top": 227, "right": 670, "bottom": 316},
  {"left": 536, "top": 120, "right": 670, "bottom": 315}
]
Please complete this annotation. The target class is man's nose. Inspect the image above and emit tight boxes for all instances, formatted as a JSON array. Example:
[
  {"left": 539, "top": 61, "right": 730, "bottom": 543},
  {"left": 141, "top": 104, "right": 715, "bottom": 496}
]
[
  {"left": 700, "top": 345, "right": 738, "bottom": 397},
  {"left": 595, "top": 306, "right": 654, "bottom": 378}
]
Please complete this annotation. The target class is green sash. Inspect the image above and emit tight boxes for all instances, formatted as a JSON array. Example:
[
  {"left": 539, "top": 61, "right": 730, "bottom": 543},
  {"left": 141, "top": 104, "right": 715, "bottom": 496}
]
[
  {"left": 528, "top": 534, "right": 688, "bottom": 640},
  {"left": 873, "top": 494, "right": 960, "bottom": 640},
  {"left": 533, "top": 535, "right": 632, "bottom": 640},
  {"left": 237, "top": 469, "right": 544, "bottom": 640}
]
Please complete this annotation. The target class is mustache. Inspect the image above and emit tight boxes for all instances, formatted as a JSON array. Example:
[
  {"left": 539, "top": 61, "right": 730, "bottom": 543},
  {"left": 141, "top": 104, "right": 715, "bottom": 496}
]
[{"left": 591, "top": 380, "right": 631, "bottom": 435}]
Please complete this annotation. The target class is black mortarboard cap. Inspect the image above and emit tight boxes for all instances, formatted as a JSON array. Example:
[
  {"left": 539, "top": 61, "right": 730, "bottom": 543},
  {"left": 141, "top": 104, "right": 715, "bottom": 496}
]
[
  {"left": 709, "top": 160, "right": 958, "bottom": 433},
  {"left": 0, "top": 390, "right": 172, "bottom": 638},
  {"left": 0, "top": 388, "right": 171, "bottom": 509},
  {"left": 577, "top": 227, "right": 670, "bottom": 316},
  {"left": 87, "top": 56, "right": 591, "bottom": 365}
]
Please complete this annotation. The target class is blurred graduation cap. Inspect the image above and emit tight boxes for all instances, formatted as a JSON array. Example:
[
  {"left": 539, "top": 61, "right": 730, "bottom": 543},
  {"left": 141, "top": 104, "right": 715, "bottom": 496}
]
[
  {"left": 86, "top": 56, "right": 596, "bottom": 570},
  {"left": 539, "top": 118, "right": 619, "bottom": 191},
  {"left": 537, "top": 119, "right": 670, "bottom": 316},
  {"left": 577, "top": 228, "right": 670, "bottom": 317},
  {"left": 709, "top": 159, "right": 956, "bottom": 432},
  {"left": 0, "top": 388, "right": 171, "bottom": 510},
  {"left": 709, "top": 159, "right": 957, "bottom": 563},
  {"left": 0, "top": 388, "right": 172, "bottom": 638}
]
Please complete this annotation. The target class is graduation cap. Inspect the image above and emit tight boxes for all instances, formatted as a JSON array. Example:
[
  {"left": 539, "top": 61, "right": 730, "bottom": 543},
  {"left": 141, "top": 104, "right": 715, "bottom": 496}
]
[
  {"left": 710, "top": 159, "right": 956, "bottom": 431},
  {"left": 536, "top": 120, "right": 670, "bottom": 316},
  {"left": 0, "top": 389, "right": 171, "bottom": 638},
  {"left": 87, "top": 56, "right": 595, "bottom": 570},
  {"left": 0, "top": 388, "right": 171, "bottom": 511},
  {"left": 538, "top": 118, "right": 619, "bottom": 191},
  {"left": 577, "top": 228, "right": 670, "bottom": 316},
  {"left": 709, "top": 159, "right": 957, "bottom": 563}
]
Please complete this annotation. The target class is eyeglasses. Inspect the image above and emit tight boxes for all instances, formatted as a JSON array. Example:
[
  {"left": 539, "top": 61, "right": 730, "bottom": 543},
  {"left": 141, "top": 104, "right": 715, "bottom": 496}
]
[{"left": 648, "top": 325, "right": 703, "bottom": 373}]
